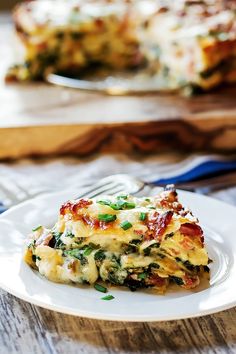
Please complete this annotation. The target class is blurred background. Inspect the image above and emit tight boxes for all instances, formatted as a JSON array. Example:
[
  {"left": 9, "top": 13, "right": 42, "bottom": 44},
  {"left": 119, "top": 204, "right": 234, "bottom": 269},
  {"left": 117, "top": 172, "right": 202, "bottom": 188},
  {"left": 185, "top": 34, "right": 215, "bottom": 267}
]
[{"left": 0, "top": 1, "right": 18, "bottom": 10}]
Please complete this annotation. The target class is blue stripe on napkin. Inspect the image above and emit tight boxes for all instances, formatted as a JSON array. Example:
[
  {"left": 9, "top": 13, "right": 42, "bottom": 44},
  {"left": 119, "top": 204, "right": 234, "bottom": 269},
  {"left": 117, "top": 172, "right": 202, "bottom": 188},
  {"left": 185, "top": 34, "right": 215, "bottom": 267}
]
[
  {"left": 0, "top": 202, "right": 7, "bottom": 214},
  {"left": 154, "top": 159, "right": 236, "bottom": 184}
]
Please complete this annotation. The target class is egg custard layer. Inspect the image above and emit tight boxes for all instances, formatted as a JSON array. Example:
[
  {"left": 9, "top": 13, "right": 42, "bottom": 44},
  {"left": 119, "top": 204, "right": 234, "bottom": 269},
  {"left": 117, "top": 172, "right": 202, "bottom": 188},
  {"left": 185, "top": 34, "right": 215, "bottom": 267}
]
[{"left": 24, "top": 187, "right": 210, "bottom": 293}]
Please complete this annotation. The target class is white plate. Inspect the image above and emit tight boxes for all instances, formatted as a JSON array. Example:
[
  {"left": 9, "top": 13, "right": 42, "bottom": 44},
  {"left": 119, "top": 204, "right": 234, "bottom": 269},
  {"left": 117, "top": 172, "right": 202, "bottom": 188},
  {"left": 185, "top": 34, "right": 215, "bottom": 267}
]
[{"left": 0, "top": 189, "right": 235, "bottom": 322}]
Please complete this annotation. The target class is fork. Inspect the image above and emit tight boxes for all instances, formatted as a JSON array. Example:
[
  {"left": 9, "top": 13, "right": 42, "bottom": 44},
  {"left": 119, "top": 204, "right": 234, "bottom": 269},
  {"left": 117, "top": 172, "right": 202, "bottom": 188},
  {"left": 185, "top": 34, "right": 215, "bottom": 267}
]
[
  {"left": 0, "top": 172, "right": 235, "bottom": 210},
  {"left": 74, "top": 172, "right": 236, "bottom": 200}
]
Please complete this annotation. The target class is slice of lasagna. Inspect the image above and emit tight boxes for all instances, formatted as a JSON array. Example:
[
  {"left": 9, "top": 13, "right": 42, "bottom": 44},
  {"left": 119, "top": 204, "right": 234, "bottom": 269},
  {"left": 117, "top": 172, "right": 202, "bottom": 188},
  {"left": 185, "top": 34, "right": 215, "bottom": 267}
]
[{"left": 24, "top": 186, "right": 210, "bottom": 293}]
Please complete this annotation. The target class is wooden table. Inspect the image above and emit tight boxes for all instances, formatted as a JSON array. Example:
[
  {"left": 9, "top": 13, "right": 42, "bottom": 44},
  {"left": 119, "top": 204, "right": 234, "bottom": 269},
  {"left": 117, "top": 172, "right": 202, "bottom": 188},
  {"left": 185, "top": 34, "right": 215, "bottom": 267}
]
[{"left": 1, "top": 188, "right": 236, "bottom": 354}]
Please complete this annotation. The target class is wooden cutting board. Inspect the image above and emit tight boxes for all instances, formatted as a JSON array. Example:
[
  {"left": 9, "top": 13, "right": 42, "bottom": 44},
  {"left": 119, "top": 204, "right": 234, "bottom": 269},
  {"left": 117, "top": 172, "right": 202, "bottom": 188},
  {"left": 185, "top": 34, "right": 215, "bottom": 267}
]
[{"left": 1, "top": 23, "right": 236, "bottom": 160}]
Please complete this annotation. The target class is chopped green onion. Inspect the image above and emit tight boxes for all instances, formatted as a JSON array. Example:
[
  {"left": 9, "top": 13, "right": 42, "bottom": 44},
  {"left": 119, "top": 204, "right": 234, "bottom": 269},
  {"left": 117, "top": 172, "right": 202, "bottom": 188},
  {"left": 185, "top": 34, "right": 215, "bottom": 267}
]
[
  {"left": 94, "top": 283, "right": 107, "bottom": 293},
  {"left": 145, "top": 198, "right": 150, "bottom": 202},
  {"left": 109, "top": 203, "right": 120, "bottom": 210},
  {"left": 149, "top": 206, "right": 156, "bottom": 210},
  {"left": 111, "top": 199, "right": 129, "bottom": 210},
  {"left": 32, "top": 225, "right": 42, "bottom": 232},
  {"left": 123, "top": 202, "right": 136, "bottom": 209},
  {"left": 120, "top": 221, "right": 132, "bottom": 230},
  {"left": 101, "top": 295, "right": 114, "bottom": 301},
  {"left": 98, "top": 214, "right": 117, "bottom": 222},
  {"left": 117, "top": 195, "right": 128, "bottom": 200},
  {"left": 139, "top": 212, "right": 147, "bottom": 221},
  {"left": 97, "top": 200, "right": 111, "bottom": 206},
  {"left": 138, "top": 272, "right": 147, "bottom": 280},
  {"left": 98, "top": 198, "right": 135, "bottom": 210},
  {"left": 83, "top": 246, "right": 94, "bottom": 256}
]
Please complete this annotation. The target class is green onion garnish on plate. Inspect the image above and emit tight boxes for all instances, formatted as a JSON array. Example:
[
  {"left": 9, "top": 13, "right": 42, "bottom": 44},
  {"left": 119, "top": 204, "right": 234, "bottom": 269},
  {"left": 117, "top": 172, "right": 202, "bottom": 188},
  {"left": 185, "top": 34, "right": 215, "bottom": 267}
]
[
  {"left": 32, "top": 225, "right": 42, "bottom": 232},
  {"left": 101, "top": 295, "right": 114, "bottom": 301},
  {"left": 94, "top": 283, "right": 107, "bottom": 293}
]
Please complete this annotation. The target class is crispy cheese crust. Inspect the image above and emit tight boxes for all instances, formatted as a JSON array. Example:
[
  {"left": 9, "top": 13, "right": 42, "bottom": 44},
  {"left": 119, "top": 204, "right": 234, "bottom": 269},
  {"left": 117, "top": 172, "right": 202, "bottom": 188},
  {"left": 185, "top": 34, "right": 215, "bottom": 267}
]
[
  {"left": 24, "top": 186, "right": 210, "bottom": 293},
  {"left": 6, "top": 0, "right": 236, "bottom": 92}
]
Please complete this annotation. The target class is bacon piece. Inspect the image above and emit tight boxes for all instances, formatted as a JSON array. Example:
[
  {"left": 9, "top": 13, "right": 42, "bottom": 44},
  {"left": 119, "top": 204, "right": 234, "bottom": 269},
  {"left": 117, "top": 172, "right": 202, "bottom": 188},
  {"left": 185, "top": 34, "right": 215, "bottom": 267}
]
[
  {"left": 95, "top": 18, "right": 104, "bottom": 30},
  {"left": 163, "top": 185, "right": 178, "bottom": 202},
  {"left": 179, "top": 222, "right": 204, "bottom": 245},
  {"left": 146, "top": 211, "right": 173, "bottom": 241},
  {"left": 180, "top": 223, "right": 204, "bottom": 244},
  {"left": 99, "top": 221, "right": 113, "bottom": 230},
  {"left": 183, "top": 274, "right": 200, "bottom": 289},
  {"left": 134, "top": 229, "right": 144, "bottom": 236},
  {"left": 37, "top": 42, "right": 47, "bottom": 51},
  {"left": 60, "top": 199, "right": 92, "bottom": 215},
  {"left": 180, "top": 223, "right": 203, "bottom": 236},
  {"left": 81, "top": 215, "right": 98, "bottom": 228},
  {"left": 147, "top": 274, "right": 167, "bottom": 287},
  {"left": 157, "top": 186, "right": 183, "bottom": 213}
]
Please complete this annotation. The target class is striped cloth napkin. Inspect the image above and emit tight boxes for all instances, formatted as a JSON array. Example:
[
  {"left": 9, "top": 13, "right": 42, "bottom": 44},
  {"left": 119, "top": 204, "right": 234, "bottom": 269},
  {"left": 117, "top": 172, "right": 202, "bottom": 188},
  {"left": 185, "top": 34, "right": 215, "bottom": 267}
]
[{"left": 0, "top": 153, "right": 236, "bottom": 213}]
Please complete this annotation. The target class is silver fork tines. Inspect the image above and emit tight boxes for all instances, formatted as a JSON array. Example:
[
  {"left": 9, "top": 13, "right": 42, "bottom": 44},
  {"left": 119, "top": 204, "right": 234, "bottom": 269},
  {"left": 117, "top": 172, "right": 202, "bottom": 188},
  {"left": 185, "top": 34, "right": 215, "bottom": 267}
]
[{"left": 75, "top": 175, "right": 145, "bottom": 199}]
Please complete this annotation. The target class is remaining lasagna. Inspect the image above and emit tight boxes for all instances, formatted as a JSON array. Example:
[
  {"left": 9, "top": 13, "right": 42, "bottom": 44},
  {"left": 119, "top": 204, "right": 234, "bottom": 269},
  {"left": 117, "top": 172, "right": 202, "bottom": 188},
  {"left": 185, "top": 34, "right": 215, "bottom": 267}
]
[
  {"left": 6, "top": 0, "right": 236, "bottom": 92},
  {"left": 6, "top": 0, "right": 147, "bottom": 82},
  {"left": 24, "top": 186, "right": 211, "bottom": 293},
  {"left": 146, "top": 0, "right": 236, "bottom": 92}
]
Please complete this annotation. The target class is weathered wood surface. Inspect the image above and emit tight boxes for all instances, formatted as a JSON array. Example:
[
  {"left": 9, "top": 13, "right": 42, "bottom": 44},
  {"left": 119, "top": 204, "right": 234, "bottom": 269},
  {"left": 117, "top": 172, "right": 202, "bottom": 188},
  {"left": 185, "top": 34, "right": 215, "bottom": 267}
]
[
  {"left": 1, "top": 24, "right": 236, "bottom": 159},
  {"left": 0, "top": 293, "right": 236, "bottom": 354},
  {"left": 1, "top": 187, "right": 236, "bottom": 354}
]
